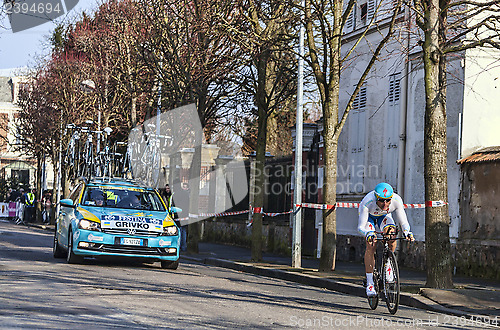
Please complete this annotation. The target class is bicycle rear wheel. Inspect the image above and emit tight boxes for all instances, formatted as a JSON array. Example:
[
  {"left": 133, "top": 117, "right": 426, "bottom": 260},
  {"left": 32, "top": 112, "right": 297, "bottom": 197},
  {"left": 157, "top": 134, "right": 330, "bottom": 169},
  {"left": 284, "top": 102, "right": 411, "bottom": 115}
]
[{"left": 382, "top": 250, "right": 400, "bottom": 314}]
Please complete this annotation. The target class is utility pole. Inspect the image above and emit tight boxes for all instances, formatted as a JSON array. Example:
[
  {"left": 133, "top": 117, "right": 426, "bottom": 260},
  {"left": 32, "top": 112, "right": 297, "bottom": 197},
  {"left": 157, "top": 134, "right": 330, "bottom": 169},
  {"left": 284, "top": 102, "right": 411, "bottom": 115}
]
[
  {"left": 155, "top": 61, "right": 162, "bottom": 189},
  {"left": 292, "top": 2, "right": 305, "bottom": 268}
]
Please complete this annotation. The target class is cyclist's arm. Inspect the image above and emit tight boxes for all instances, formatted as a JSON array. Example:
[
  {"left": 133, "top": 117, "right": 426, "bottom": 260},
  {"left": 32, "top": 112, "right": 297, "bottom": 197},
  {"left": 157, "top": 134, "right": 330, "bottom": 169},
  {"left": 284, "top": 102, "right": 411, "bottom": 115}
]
[
  {"left": 393, "top": 204, "right": 410, "bottom": 233},
  {"left": 358, "top": 206, "right": 371, "bottom": 236}
]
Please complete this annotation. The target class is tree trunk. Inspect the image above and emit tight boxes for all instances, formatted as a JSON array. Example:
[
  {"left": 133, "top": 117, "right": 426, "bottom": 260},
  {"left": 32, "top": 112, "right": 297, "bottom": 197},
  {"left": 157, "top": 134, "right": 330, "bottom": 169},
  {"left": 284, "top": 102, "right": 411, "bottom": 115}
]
[
  {"left": 63, "top": 167, "right": 71, "bottom": 199},
  {"left": 187, "top": 99, "right": 205, "bottom": 254},
  {"left": 187, "top": 144, "right": 201, "bottom": 253},
  {"left": 251, "top": 51, "right": 271, "bottom": 262},
  {"left": 422, "top": 0, "right": 453, "bottom": 288},
  {"left": 319, "top": 98, "right": 339, "bottom": 271},
  {"left": 131, "top": 96, "right": 137, "bottom": 127},
  {"left": 51, "top": 156, "right": 58, "bottom": 225},
  {"left": 266, "top": 114, "right": 277, "bottom": 156},
  {"left": 251, "top": 111, "right": 267, "bottom": 261}
]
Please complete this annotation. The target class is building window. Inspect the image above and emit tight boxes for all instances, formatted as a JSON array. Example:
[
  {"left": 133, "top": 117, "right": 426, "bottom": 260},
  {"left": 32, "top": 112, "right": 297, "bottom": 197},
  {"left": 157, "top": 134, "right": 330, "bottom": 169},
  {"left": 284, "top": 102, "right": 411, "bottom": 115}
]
[
  {"left": 388, "top": 73, "right": 401, "bottom": 105},
  {"left": 360, "top": 3, "right": 368, "bottom": 22},
  {"left": 353, "top": 86, "right": 367, "bottom": 110},
  {"left": 360, "top": 0, "right": 376, "bottom": 26}
]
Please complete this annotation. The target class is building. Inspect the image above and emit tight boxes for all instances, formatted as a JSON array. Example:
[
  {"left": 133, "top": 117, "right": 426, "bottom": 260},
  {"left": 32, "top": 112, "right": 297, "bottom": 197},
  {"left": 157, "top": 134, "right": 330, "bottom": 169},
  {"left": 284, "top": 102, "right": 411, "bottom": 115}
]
[
  {"left": 456, "top": 147, "right": 500, "bottom": 279},
  {"left": 0, "top": 69, "right": 53, "bottom": 193},
  {"left": 300, "top": 2, "right": 500, "bottom": 272}
]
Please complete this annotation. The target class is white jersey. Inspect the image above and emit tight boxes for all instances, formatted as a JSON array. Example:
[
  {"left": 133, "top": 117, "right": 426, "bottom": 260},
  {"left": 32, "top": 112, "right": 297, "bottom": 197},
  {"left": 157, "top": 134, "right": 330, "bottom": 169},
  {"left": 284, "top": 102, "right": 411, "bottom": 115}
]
[{"left": 357, "top": 191, "right": 410, "bottom": 236}]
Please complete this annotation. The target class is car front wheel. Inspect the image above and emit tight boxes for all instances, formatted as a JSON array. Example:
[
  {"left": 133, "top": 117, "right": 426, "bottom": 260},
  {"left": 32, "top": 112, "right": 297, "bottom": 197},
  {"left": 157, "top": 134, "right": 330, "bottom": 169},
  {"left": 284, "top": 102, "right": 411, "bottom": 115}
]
[
  {"left": 53, "top": 224, "right": 65, "bottom": 258},
  {"left": 66, "top": 228, "right": 83, "bottom": 264},
  {"left": 160, "top": 260, "right": 179, "bottom": 270}
]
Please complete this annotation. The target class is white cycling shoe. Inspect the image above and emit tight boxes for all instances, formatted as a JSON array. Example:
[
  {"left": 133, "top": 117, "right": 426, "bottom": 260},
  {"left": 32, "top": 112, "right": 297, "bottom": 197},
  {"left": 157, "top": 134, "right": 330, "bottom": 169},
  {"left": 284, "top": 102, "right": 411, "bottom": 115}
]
[{"left": 366, "top": 284, "right": 377, "bottom": 297}]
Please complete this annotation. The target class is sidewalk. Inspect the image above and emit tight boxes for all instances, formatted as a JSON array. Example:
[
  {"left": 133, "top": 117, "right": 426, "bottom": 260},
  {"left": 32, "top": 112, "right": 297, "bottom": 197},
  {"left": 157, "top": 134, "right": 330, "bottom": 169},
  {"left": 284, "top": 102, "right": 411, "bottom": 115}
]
[
  {"left": 181, "top": 242, "right": 500, "bottom": 321},
  {"left": 26, "top": 221, "right": 500, "bottom": 321}
]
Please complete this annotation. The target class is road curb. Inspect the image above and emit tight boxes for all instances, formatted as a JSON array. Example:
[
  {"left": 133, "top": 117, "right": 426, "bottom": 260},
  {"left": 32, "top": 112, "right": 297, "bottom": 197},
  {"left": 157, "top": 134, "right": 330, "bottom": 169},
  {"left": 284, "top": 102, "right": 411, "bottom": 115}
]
[{"left": 182, "top": 256, "right": 485, "bottom": 319}]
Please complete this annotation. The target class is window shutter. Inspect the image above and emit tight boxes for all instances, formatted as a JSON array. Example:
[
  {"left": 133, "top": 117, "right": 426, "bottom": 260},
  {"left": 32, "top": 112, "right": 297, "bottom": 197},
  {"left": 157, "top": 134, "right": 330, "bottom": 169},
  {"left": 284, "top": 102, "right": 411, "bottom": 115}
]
[
  {"left": 367, "top": 0, "right": 376, "bottom": 22},
  {"left": 388, "top": 73, "right": 401, "bottom": 105},
  {"left": 349, "top": 85, "right": 367, "bottom": 192},
  {"left": 344, "top": 6, "right": 356, "bottom": 33},
  {"left": 384, "top": 73, "right": 401, "bottom": 186}
]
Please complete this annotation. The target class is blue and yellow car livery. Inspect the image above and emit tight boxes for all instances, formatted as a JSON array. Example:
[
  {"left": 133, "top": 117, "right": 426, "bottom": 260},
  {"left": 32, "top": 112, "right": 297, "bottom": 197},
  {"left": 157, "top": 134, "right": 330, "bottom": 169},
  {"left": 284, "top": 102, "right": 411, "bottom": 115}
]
[{"left": 53, "top": 178, "right": 180, "bottom": 269}]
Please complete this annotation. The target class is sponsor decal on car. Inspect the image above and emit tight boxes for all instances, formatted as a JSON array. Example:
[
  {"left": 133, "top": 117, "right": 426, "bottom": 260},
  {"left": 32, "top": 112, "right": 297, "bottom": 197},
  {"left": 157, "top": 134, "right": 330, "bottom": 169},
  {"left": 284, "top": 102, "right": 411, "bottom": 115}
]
[
  {"left": 88, "top": 233, "right": 104, "bottom": 242},
  {"left": 101, "top": 215, "right": 163, "bottom": 232},
  {"left": 159, "top": 239, "right": 172, "bottom": 247}
]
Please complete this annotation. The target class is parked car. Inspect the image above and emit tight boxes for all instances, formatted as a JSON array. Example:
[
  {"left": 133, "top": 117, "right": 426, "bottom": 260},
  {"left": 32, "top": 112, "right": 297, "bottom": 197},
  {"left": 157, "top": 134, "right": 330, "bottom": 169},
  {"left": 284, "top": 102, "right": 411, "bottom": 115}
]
[{"left": 53, "top": 178, "right": 180, "bottom": 269}]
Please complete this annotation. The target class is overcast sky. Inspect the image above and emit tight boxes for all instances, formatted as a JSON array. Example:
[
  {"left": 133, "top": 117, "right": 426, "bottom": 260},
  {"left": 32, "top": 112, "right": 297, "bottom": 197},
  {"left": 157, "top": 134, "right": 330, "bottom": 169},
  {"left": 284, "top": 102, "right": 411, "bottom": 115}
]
[{"left": 0, "top": 0, "right": 99, "bottom": 73}]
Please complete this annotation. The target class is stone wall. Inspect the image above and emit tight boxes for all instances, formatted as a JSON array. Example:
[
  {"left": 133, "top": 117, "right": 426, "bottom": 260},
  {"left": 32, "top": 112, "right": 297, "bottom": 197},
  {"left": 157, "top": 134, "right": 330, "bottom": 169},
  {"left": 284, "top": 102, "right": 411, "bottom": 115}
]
[
  {"left": 203, "top": 217, "right": 498, "bottom": 280},
  {"left": 457, "top": 161, "right": 500, "bottom": 279},
  {"left": 335, "top": 234, "right": 426, "bottom": 271},
  {"left": 453, "top": 242, "right": 500, "bottom": 280},
  {"left": 202, "top": 217, "right": 291, "bottom": 255}
]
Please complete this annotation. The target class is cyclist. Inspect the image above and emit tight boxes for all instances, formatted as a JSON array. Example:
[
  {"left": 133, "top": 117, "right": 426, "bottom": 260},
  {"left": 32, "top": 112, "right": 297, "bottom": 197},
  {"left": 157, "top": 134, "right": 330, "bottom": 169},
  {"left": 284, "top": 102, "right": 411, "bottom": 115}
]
[{"left": 358, "top": 182, "right": 415, "bottom": 297}]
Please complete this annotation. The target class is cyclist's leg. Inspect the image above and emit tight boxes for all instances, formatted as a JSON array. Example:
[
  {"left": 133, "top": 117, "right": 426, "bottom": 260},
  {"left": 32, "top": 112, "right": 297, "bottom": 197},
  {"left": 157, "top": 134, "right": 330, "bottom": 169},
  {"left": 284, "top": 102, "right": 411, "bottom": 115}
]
[
  {"left": 364, "top": 216, "right": 380, "bottom": 296},
  {"left": 380, "top": 215, "right": 397, "bottom": 252},
  {"left": 364, "top": 217, "right": 377, "bottom": 273}
]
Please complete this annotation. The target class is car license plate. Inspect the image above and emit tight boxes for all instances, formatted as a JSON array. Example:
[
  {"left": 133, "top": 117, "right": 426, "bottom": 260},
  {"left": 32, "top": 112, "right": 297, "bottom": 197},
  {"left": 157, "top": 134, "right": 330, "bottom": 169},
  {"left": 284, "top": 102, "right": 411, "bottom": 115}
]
[{"left": 120, "top": 238, "right": 143, "bottom": 246}]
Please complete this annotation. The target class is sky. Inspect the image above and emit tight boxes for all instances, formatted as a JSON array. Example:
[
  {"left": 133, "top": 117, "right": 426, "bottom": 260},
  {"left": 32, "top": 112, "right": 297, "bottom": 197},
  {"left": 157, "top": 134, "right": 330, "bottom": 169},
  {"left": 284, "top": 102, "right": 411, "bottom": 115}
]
[{"left": 0, "top": 0, "right": 100, "bottom": 73}]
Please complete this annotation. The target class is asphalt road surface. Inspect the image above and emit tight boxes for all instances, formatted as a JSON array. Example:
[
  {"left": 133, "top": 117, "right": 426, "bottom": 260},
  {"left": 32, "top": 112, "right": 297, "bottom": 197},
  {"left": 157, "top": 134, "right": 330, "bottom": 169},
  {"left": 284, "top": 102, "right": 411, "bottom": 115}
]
[{"left": 0, "top": 219, "right": 494, "bottom": 329}]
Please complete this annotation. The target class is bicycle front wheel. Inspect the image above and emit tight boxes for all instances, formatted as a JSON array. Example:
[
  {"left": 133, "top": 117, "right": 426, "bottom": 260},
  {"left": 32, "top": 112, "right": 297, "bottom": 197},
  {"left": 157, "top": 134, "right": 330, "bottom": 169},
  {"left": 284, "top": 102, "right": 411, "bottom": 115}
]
[{"left": 382, "top": 250, "right": 400, "bottom": 314}]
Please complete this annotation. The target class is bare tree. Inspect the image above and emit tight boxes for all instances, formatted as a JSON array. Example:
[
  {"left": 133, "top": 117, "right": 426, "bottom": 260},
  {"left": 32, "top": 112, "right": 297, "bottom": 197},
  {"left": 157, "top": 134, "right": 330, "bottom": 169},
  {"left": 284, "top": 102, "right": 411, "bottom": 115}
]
[
  {"left": 304, "top": 0, "right": 404, "bottom": 271},
  {"left": 138, "top": 0, "right": 249, "bottom": 252},
  {"left": 232, "top": 0, "right": 298, "bottom": 261},
  {"left": 411, "top": 0, "right": 500, "bottom": 288}
]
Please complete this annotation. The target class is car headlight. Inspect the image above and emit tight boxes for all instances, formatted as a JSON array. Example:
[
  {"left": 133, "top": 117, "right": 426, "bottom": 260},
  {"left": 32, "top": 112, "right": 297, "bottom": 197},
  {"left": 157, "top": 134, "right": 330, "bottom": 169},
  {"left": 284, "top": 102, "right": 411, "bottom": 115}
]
[
  {"left": 79, "top": 219, "right": 101, "bottom": 231},
  {"left": 162, "top": 225, "right": 178, "bottom": 236}
]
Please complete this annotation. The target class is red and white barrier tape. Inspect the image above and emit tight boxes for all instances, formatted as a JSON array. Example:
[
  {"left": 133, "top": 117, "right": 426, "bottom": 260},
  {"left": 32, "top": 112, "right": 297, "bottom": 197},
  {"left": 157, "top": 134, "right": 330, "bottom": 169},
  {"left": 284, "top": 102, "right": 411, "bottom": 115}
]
[
  {"left": 176, "top": 200, "right": 448, "bottom": 223},
  {"left": 252, "top": 207, "right": 293, "bottom": 217},
  {"left": 296, "top": 201, "right": 448, "bottom": 209},
  {"left": 298, "top": 202, "right": 335, "bottom": 210},
  {"left": 404, "top": 201, "right": 448, "bottom": 208},
  {"left": 246, "top": 208, "right": 294, "bottom": 226},
  {"left": 176, "top": 209, "right": 250, "bottom": 222},
  {"left": 263, "top": 210, "right": 293, "bottom": 217}
]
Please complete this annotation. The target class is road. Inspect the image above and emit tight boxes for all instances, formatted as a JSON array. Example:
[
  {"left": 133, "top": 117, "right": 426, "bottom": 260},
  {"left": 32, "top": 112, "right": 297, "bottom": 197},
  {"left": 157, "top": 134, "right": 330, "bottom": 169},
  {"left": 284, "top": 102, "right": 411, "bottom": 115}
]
[{"left": 0, "top": 219, "right": 493, "bottom": 329}]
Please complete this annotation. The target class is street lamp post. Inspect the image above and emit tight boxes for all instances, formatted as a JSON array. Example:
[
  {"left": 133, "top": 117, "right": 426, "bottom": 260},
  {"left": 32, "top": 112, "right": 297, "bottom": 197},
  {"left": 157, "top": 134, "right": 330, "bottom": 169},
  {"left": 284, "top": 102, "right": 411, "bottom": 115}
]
[
  {"left": 292, "top": 0, "right": 305, "bottom": 268},
  {"left": 81, "top": 79, "right": 101, "bottom": 153},
  {"left": 155, "top": 62, "right": 162, "bottom": 189}
]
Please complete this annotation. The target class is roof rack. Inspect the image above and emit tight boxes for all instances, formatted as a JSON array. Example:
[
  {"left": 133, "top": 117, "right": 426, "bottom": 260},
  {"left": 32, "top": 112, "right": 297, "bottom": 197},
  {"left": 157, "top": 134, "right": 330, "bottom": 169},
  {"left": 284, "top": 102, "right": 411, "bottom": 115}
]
[{"left": 88, "top": 177, "right": 154, "bottom": 188}]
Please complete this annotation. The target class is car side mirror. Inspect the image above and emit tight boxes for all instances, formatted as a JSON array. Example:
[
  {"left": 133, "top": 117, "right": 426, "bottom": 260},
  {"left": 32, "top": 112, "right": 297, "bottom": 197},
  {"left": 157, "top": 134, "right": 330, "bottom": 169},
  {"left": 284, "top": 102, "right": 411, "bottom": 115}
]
[
  {"left": 170, "top": 206, "right": 182, "bottom": 213},
  {"left": 60, "top": 199, "right": 76, "bottom": 208}
]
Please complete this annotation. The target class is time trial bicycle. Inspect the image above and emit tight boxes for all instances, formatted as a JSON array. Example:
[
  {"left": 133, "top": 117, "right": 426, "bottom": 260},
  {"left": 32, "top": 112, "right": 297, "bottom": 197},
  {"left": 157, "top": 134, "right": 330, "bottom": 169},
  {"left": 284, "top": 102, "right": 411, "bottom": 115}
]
[{"left": 363, "top": 229, "right": 407, "bottom": 314}]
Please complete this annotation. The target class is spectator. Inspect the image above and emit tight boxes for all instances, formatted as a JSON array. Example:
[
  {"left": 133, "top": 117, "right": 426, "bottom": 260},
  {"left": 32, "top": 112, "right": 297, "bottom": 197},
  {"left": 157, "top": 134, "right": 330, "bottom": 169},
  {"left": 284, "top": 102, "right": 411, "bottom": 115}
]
[
  {"left": 5, "top": 188, "right": 12, "bottom": 203},
  {"left": 161, "top": 184, "right": 174, "bottom": 212},
  {"left": 9, "top": 188, "right": 21, "bottom": 202},
  {"left": 162, "top": 183, "right": 188, "bottom": 252},
  {"left": 23, "top": 188, "right": 35, "bottom": 223},
  {"left": 174, "top": 182, "right": 190, "bottom": 252},
  {"left": 42, "top": 190, "right": 52, "bottom": 224}
]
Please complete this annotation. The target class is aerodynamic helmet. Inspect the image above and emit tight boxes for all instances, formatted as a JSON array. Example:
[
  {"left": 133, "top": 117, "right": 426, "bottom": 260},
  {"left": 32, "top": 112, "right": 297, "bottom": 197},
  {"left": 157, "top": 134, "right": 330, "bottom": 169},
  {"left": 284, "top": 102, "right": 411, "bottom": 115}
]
[{"left": 374, "top": 182, "right": 394, "bottom": 199}]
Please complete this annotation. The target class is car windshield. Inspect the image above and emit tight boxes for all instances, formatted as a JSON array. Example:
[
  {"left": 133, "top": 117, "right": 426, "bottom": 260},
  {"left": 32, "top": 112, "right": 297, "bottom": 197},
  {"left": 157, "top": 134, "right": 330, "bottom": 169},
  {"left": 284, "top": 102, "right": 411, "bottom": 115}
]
[{"left": 81, "top": 186, "right": 165, "bottom": 211}]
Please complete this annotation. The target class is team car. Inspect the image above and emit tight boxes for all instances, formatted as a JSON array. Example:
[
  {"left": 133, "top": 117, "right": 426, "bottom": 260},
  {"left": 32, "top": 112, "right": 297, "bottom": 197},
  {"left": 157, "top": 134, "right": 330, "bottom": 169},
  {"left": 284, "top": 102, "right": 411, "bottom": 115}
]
[{"left": 53, "top": 178, "right": 180, "bottom": 269}]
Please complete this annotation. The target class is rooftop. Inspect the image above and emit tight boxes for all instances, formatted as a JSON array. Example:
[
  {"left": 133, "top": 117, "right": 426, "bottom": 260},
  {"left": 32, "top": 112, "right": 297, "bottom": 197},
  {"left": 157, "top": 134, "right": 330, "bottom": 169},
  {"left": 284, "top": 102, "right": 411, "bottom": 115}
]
[{"left": 457, "top": 146, "right": 500, "bottom": 164}]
